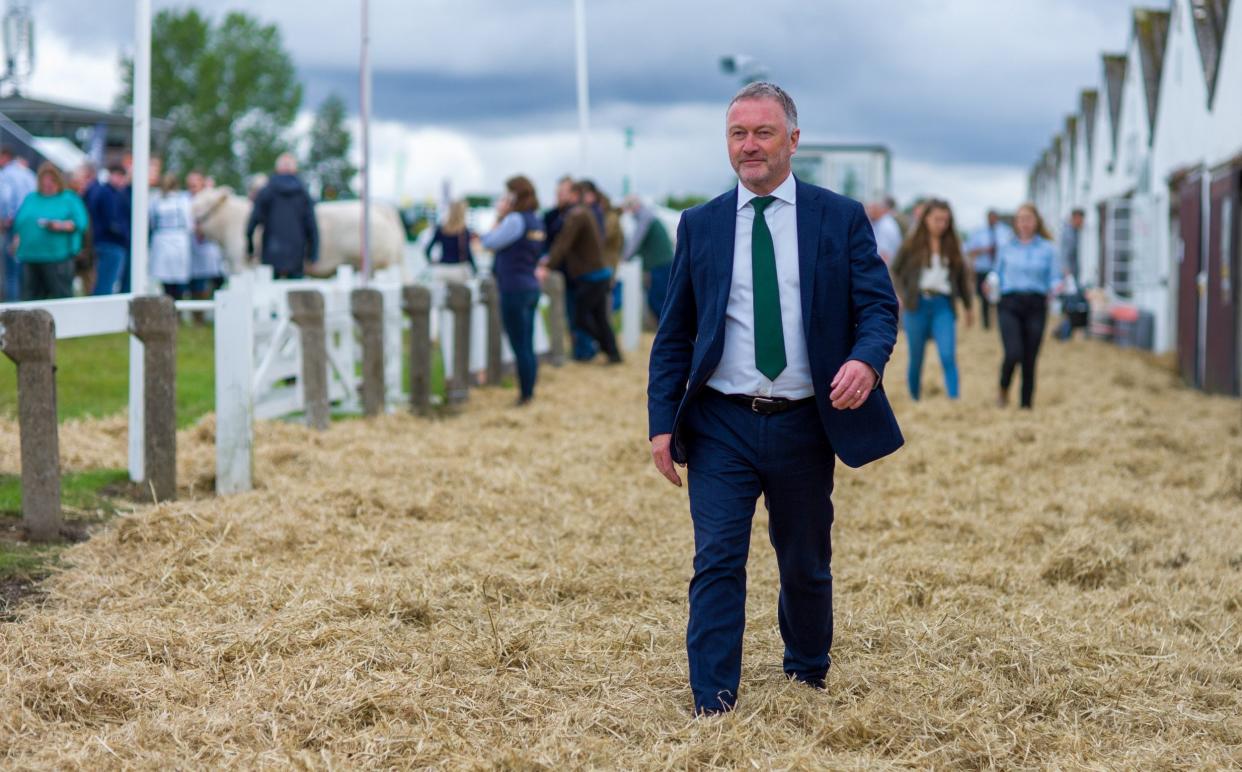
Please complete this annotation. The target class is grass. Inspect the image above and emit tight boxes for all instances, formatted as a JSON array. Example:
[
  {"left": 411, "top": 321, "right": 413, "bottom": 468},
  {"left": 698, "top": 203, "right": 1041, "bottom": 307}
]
[
  {"left": 0, "top": 469, "right": 131, "bottom": 590},
  {"left": 0, "top": 468, "right": 131, "bottom": 519},
  {"left": 0, "top": 542, "right": 57, "bottom": 581},
  {"left": 0, "top": 325, "right": 215, "bottom": 428},
  {"left": 0, "top": 468, "right": 130, "bottom": 583}
]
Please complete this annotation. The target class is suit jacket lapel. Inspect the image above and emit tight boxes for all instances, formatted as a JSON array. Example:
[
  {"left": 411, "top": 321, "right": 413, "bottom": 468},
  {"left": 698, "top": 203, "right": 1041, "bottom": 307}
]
[
  {"left": 712, "top": 188, "right": 738, "bottom": 338},
  {"left": 795, "top": 178, "right": 822, "bottom": 338}
]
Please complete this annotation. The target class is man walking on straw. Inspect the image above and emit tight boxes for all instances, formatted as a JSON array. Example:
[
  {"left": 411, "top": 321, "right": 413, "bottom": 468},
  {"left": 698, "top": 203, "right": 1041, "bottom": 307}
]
[{"left": 647, "top": 82, "right": 903, "bottom": 715}]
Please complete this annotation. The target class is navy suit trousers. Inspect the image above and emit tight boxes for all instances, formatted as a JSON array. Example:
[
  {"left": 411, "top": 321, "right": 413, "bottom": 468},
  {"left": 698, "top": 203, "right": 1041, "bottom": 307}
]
[{"left": 682, "top": 389, "right": 836, "bottom": 713}]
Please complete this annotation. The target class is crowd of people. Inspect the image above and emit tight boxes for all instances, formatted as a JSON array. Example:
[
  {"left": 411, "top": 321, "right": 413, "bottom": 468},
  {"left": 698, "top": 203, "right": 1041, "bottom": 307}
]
[
  {"left": 425, "top": 175, "right": 674, "bottom": 407},
  {"left": 0, "top": 149, "right": 320, "bottom": 304},
  {"left": 868, "top": 197, "right": 1084, "bottom": 409}
]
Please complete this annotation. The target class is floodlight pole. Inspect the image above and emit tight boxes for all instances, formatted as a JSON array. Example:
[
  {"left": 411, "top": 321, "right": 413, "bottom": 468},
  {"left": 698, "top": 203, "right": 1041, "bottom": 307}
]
[
  {"left": 128, "top": 0, "right": 152, "bottom": 482},
  {"left": 573, "top": 0, "right": 590, "bottom": 174},
  {"left": 360, "top": 0, "right": 372, "bottom": 283}
]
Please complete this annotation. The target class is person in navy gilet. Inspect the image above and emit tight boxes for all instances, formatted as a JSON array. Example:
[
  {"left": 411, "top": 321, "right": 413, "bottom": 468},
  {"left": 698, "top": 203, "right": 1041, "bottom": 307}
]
[{"left": 481, "top": 175, "right": 546, "bottom": 405}]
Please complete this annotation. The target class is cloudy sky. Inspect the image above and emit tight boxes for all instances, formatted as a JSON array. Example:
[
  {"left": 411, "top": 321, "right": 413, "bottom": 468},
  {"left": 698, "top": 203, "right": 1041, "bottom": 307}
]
[{"left": 30, "top": 0, "right": 1140, "bottom": 227}]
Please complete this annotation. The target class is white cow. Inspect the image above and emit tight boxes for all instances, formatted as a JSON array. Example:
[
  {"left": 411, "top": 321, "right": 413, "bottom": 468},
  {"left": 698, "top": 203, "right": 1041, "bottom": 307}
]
[{"left": 191, "top": 187, "right": 406, "bottom": 277}]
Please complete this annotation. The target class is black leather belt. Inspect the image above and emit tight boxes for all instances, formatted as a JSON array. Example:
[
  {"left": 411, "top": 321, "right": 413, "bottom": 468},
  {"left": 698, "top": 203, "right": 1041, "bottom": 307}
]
[{"left": 708, "top": 388, "right": 815, "bottom": 415}]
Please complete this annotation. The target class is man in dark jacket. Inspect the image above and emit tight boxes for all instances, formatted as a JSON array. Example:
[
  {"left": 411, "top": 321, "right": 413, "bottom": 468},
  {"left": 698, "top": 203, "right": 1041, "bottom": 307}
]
[
  {"left": 544, "top": 174, "right": 597, "bottom": 360},
  {"left": 85, "top": 165, "right": 132, "bottom": 295},
  {"left": 544, "top": 183, "right": 622, "bottom": 364},
  {"left": 246, "top": 153, "right": 318, "bottom": 278}
]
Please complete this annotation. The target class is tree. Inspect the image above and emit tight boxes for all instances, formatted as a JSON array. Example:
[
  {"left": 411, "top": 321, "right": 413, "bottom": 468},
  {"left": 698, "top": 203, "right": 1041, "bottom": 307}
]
[
  {"left": 118, "top": 9, "right": 303, "bottom": 189},
  {"left": 306, "top": 94, "right": 356, "bottom": 200}
]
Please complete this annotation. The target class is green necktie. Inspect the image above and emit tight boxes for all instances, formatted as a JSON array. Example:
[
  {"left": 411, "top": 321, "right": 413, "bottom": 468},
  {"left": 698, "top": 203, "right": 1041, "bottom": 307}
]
[{"left": 750, "top": 195, "right": 787, "bottom": 381}]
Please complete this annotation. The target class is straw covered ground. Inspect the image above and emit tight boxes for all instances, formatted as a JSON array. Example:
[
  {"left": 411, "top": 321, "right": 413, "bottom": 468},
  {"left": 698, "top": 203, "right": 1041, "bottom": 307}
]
[{"left": 1, "top": 326, "right": 1241, "bottom": 769}]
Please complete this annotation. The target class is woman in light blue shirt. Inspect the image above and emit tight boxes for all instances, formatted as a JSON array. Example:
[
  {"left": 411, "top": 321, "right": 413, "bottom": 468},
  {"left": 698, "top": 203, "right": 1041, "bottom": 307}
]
[{"left": 995, "top": 203, "right": 1061, "bottom": 408}]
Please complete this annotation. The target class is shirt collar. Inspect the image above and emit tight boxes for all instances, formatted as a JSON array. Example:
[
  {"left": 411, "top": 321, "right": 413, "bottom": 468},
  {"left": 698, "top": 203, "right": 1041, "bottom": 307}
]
[{"left": 736, "top": 172, "right": 796, "bottom": 211}]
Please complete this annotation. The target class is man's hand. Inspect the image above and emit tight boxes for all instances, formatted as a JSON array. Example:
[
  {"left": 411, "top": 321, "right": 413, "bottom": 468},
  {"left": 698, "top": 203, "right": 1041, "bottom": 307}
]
[
  {"left": 535, "top": 264, "right": 549, "bottom": 284},
  {"left": 829, "top": 359, "right": 878, "bottom": 410},
  {"left": 650, "top": 433, "right": 683, "bottom": 487}
]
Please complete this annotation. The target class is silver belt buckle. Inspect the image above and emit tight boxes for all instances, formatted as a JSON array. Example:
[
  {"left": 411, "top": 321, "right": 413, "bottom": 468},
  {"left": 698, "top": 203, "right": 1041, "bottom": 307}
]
[{"left": 751, "top": 396, "right": 774, "bottom": 413}]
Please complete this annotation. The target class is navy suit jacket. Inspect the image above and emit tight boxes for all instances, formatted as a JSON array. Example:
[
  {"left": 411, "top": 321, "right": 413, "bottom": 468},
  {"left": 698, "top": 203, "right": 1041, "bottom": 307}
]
[{"left": 647, "top": 177, "right": 904, "bottom": 469}]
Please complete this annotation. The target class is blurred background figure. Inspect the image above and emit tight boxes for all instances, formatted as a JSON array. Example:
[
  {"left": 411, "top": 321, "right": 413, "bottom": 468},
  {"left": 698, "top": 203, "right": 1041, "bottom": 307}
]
[
  {"left": 481, "top": 175, "right": 545, "bottom": 405},
  {"left": 425, "top": 199, "right": 477, "bottom": 283},
  {"left": 11, "top": 163, "right": 87, "bottom": 301},
  {"left": 1054, "top": 208, "right": 1087, "bottom": 341},
  {"left": 186, "top": 171, "right": 225, "bottom": 305},
  {"left": 544, "top": 175, "right": 596, "bottom": 361},
  {"left": 544, "top": 180, "right": 621, "bottom": 365},
  {"left": 597, "top": 189, "right": 624, "bottom": 311},
  {"left": 246, "top": 154, "right": 318, "bottom": 279},
  {"left": 86, "top": 165, "right": 132, "bottom": 296},
  {"left": 0, "top": 148, "right": 37, "bottom": 301},
  {"left": 890, "top": 199, "right": 973, "bottom": 400},
  {"left": 866, "top": 196, "right": 903, "bottom": 266},
  {"left": 964, "top": 210, "right": 1014, "bottom": 330},
  {"left": 996, "top": 203, "right": 1059, "bottom": 409},
  {"left": 70, "top": 163, "right": 97, "bottom": 293},
  {"left": 621, "top": 195, "right": 674, "bottom": 319},
  {"left": 149, "top": 172, "right": 194, "bottom": 301}
]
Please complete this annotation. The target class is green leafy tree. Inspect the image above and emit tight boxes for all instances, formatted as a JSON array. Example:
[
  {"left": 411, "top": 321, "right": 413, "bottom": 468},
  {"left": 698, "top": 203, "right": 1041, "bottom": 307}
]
[
  {"left": 118, "top": 9, "right": 303, "bottom": 189},
  {"left": 306, "top": 94, "right": 356, "bottom": 200}
]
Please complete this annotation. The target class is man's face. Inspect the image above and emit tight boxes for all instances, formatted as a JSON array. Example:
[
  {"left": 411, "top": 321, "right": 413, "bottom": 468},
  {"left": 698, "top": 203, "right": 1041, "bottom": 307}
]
[
  {"left": 557, "top": 180, "right": 575, "bottom": 207},
  {"left": 1071, "top": 212, "right": 1085, "bottom": 229},
  {"left": 109, "top": 170, "right": 127, "bottom": 189},
  {"left": 987, "top": 212, "right": 1000, "bottom": 227},
  {"left": 726, "top": 97, "right": 799, "bottom": 193},
  {"left": 186, "top": 173, "right": 205, "bottom": 194},
  {"left": 583, "top": 190, "right": 598, "bottom": 207}
]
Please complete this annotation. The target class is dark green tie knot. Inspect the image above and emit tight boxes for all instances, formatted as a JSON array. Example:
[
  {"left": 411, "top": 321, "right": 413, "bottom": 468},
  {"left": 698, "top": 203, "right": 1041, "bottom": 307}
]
[{"left": 751, "top": 195, "right": 776, "bottom": 214}]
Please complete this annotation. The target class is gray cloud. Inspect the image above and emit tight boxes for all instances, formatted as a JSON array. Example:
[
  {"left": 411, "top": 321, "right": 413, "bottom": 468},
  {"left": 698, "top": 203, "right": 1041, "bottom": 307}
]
[{"left": 38, "top": 0, "right": 1140, "bottom": 174}]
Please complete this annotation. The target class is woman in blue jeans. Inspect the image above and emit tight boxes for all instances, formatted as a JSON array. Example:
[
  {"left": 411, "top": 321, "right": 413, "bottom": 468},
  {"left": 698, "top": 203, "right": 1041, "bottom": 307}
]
[
  {"left": 481, "top": 175, "right": 546, "bottom": 405},
  {"left": 889, "top": 199, "right": 973, "bottom": 400}
]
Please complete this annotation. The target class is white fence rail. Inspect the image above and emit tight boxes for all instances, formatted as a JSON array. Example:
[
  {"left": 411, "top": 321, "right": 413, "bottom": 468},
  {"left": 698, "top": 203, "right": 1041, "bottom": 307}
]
[{"left": 3, "top": 259, "right": 646, "bottom": 497}]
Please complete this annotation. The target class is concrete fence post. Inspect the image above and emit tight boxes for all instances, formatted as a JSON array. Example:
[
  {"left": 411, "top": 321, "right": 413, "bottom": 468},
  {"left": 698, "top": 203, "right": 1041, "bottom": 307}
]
[
  {"left": 480, "top": 276, "right": 504, "bottom": 385},
  {"left": 288, "top": 290, "right": 330, "bottom": 430},
  {"left": 351, "top": 288, "right": 385, "bottom": 417},
  {"left": 445, "top": 282, "right": 472, "bottom": 405},
  {"left": 402, "top": 285, "right": 433, "bottom": 415},
  {"left": 541, "top": 270, "right": 567, "bottom": 367},
  {"left": 0, "top": 309, "right": 61, "bottom": 542},
  {"left": 129, "top": 296, "right": 177, "bottom": 501}
]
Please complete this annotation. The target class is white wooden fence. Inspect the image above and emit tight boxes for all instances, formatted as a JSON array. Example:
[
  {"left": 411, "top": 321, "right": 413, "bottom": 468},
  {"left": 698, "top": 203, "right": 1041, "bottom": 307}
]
[{"left": 4, "top": 259, "right": 645, "bottom": 496}]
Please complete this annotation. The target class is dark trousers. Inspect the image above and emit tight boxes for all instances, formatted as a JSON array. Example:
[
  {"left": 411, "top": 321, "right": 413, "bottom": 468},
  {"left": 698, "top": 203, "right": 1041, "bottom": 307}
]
[
  {"left": 500, "top": 289, "right": 540, "bottom": 400},
  {"left": 975, "top": 271, "right": 993, "bottom": 329},
  {"left": 3, "top": 234, "right": 22, "bottom": 300},
  {"left": 998, "top": 293, "right": 1048, "bottom": 408},
  {"left": 22, "top": 259, "right": 76, "bottom": 300},
  {"left": 683, "top": 390, "right": 836, "bottom": 713},
  {"left": 562, "top": 272, "right": 598, "bottom": 361},
  {"left": 92, "top": 243, "right": 128, "bottom": 296},
  {"left": 572, "top": 278, "right": 621, "bottom": 362}
]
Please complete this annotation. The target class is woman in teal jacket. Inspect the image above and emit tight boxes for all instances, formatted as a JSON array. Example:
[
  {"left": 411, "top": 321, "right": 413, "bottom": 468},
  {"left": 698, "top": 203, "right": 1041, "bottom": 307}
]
[{"left": 12, "top": 162, "right": 89, "bottom": 300}]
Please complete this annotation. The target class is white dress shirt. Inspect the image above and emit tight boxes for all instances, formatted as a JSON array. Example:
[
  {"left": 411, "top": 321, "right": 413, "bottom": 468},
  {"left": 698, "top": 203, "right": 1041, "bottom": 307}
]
[
  {"left": 706, "top": 173, "right": 815, "bottom": 399},
  {"left": 918, "top": 253, "right": 952, "bottom": 296}
]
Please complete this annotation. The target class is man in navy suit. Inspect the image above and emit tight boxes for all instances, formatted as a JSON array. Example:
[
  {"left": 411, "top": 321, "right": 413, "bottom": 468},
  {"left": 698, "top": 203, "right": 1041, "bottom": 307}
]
[{"left": 647, "top": 82, "right": 903, "bottom": 715}]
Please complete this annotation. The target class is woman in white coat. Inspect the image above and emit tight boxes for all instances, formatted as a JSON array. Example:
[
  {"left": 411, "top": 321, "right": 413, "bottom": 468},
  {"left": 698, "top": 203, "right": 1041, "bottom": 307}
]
[{"left": 149, "top": 173, "right": 194, "bottom": 300}]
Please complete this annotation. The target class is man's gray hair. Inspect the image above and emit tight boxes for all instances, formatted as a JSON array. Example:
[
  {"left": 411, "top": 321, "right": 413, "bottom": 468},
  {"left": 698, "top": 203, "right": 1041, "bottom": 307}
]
[{"left": 727, "top": 81, "right": 799, "bottom": 134}]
